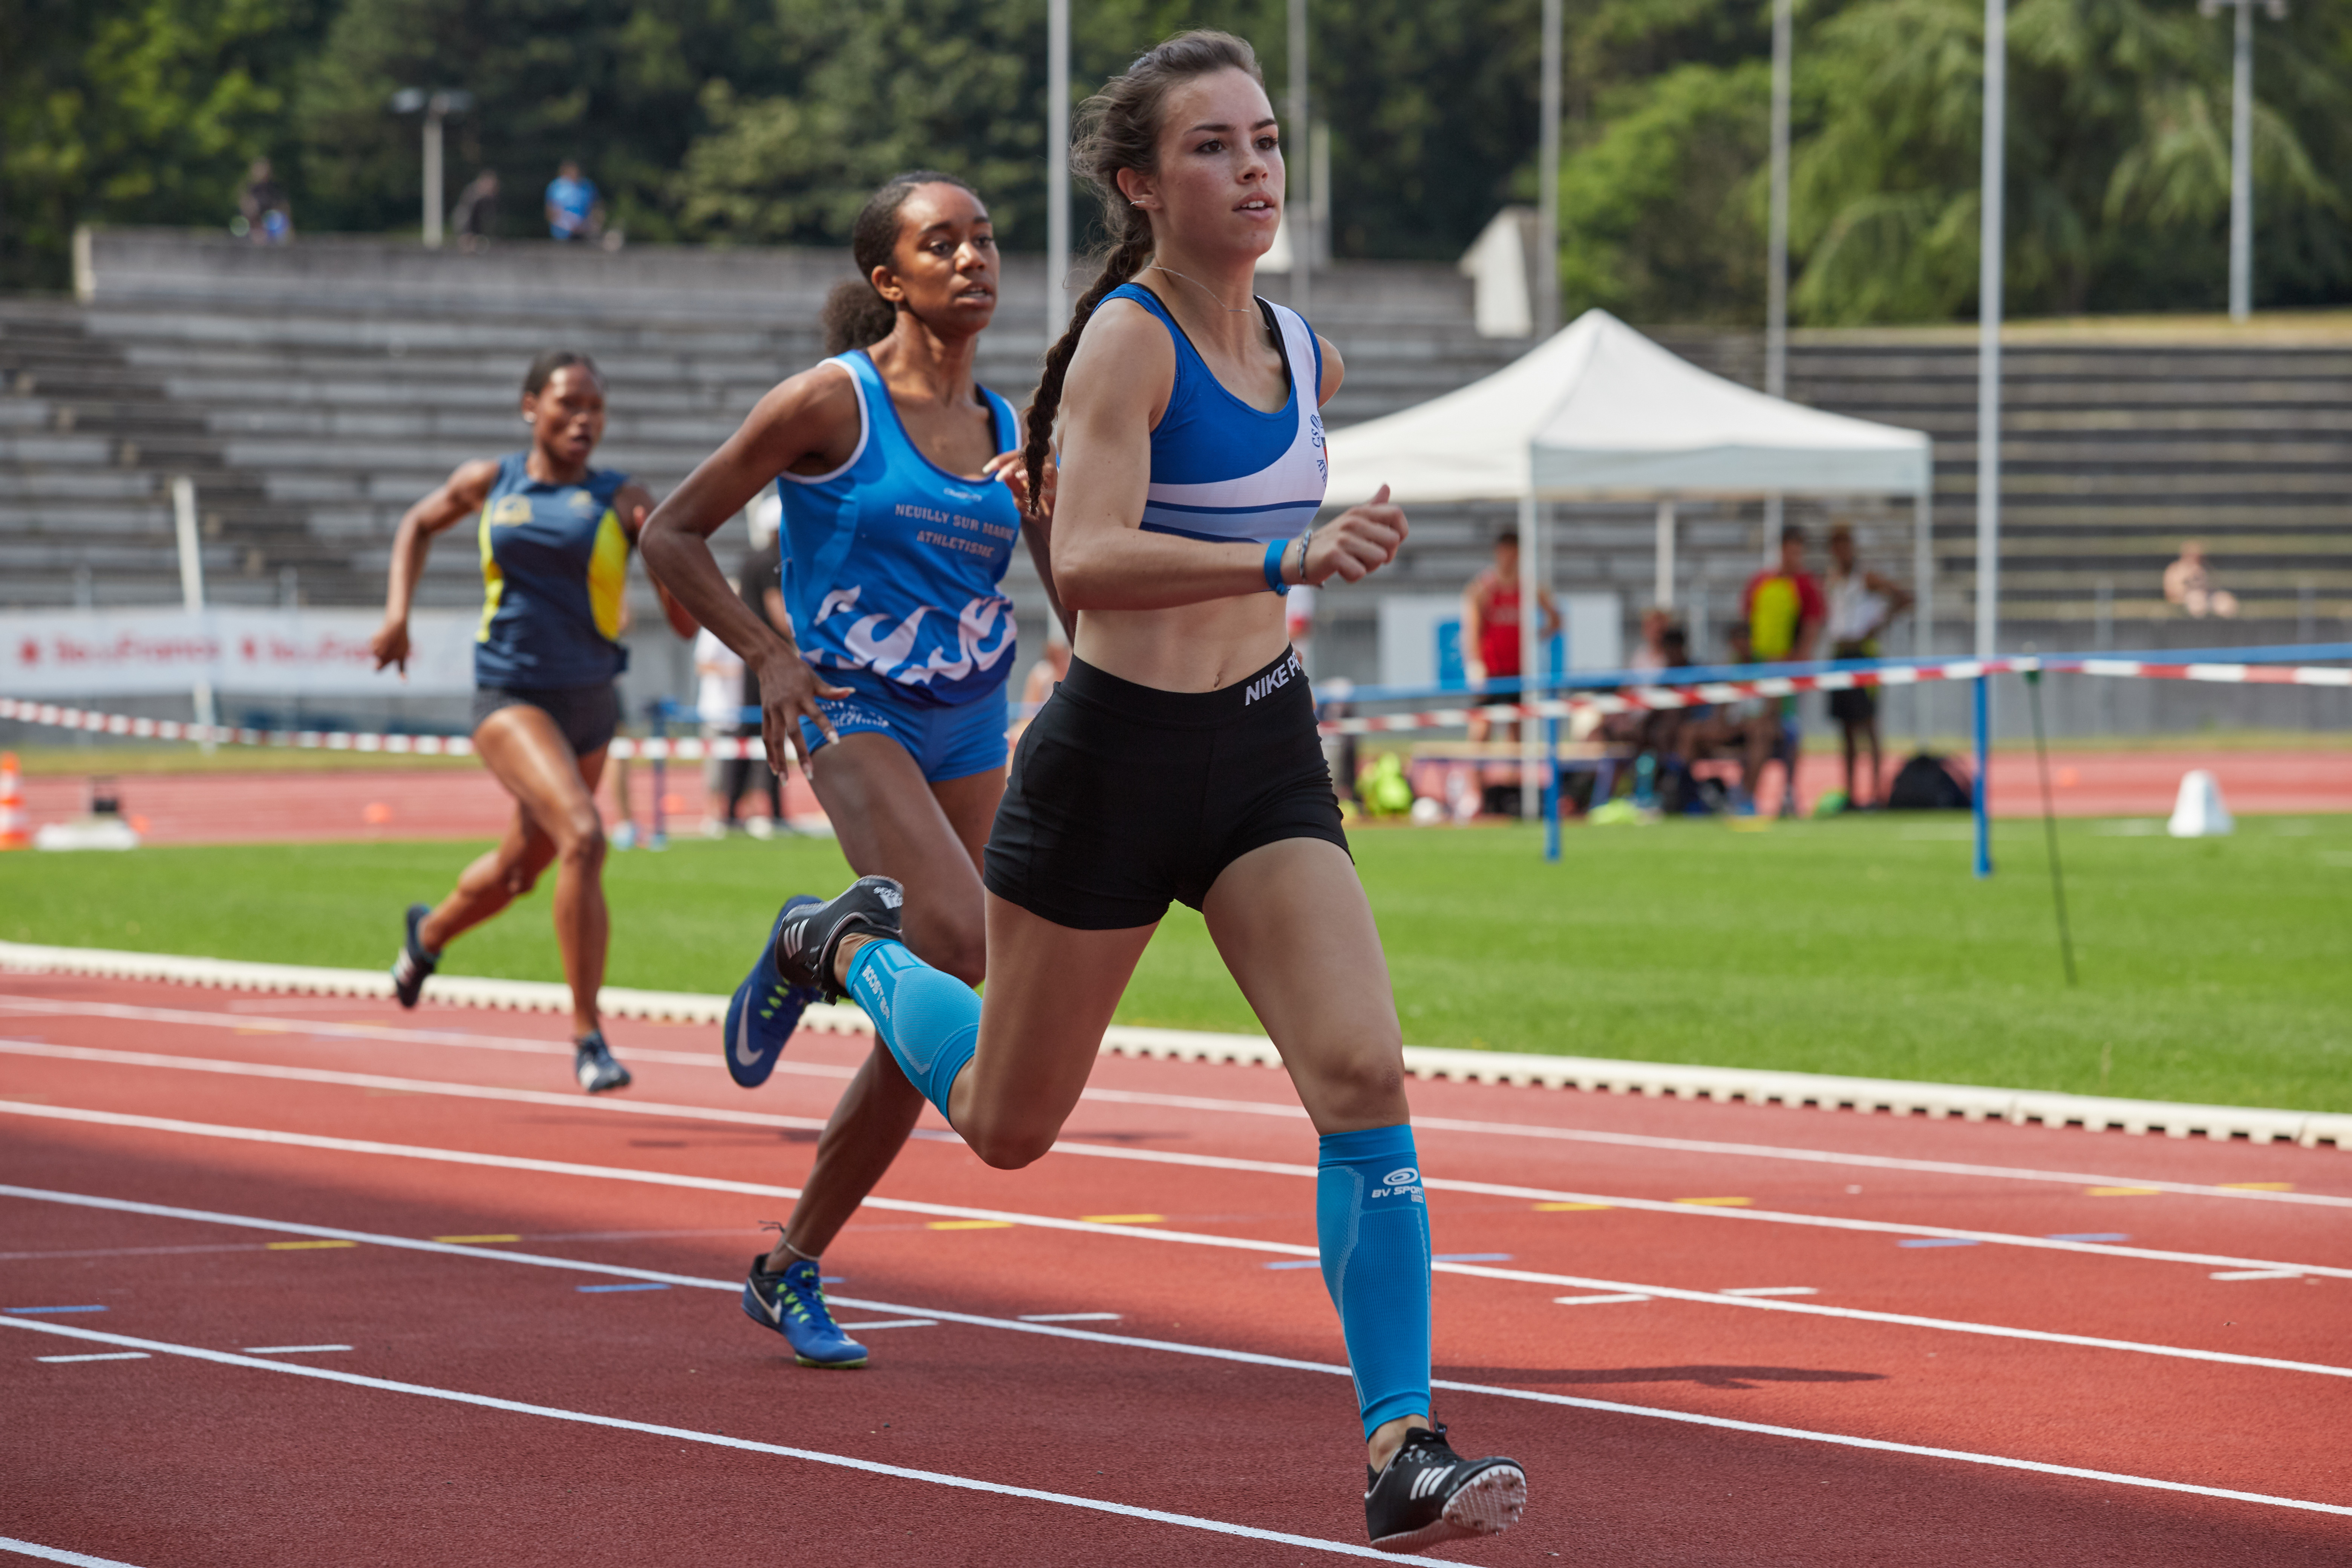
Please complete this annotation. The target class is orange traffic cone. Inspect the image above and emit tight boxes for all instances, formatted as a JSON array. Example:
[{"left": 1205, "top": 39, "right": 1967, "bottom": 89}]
[{"left": 0, "top": 753, "right": 28, "bottom": 850}]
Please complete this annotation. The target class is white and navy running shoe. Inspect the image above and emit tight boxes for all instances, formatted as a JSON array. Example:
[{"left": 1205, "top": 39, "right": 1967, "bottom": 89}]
[
  {"left": 772, "top": 876, "right": 905, "bottom": 1003},
  {"left": 390, "top": 903, "right": 438, "bottom": 1009},
  {"left": 741, "top": 1254, "right": 868, "bottom": 1368},
  {"left": 573, "top": 1030, "right": 632, "bottom": 1094},
  {"left": 1363, "top": 1424, "right": 1526, "bottom": 1552},
  {"left": 724, "top": 897, "right": 825, "bottom": 1090}
]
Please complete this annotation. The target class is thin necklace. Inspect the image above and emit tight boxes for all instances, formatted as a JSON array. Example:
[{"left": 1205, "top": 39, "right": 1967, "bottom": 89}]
[{"left": 1149, "top": 264, "right": 1257, "bottom": 315}]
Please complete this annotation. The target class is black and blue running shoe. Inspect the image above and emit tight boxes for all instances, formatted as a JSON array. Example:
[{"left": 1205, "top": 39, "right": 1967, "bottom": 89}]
[
  {"left": 724, "top": 897, "right": 824, "bottom": 1090},
  {"left": 390, "top": 902, "right": 438, "bottom": 1009},
  {"left": 771, "top": 876, "right": 904, "bottom": 1003},
  {"left": 573, "top": 1029, "right": 632, "bottom": 1095},
  {"left": 741, "top": 1254, "right": 868, "bottom": 1368}
]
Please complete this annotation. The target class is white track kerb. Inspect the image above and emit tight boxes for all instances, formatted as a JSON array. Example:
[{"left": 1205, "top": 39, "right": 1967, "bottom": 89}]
[{"left": 2, "top": 941, "right": 2346, "bottom": 1152}]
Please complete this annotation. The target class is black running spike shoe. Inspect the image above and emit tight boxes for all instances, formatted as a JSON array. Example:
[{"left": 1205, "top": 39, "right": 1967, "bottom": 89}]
[
  {"left": 1363, "top": 1424, "right": 1526, "bottom": 1553},
  {"left": 390, "top": 903, "right": 438, "bottom": 1009},
  {"left": 772, "top": 876, "right": 905, "bottom": 1003},
  {"left": 573, "top": 1029, "right": 632, "bottom": 1094}
]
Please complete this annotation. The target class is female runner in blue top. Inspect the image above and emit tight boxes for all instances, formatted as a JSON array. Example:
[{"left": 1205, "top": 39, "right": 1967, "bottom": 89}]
[
  {"left": 677, "top": 35, "right": 1528, "bottom": 1552},
  {"left": 371, "top": 351, "right": 694, "bottom": 1094},
  {"left": 640, "top": 172, "right": 1058, "bottom": 1371}
]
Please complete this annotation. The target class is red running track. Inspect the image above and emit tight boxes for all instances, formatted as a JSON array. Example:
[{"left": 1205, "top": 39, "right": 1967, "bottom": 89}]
[
  {"left": 15, "top": 766, "right": 825, "bottom": 845},
  {"left": 2, "top": 972, "right": 2348, "bottom": 1565}
]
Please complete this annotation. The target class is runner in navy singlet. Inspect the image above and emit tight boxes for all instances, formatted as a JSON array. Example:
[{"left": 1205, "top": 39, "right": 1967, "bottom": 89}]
[
  {"left": 372, "top": 351, "right": 695, "bottom": 1094},
  {"left": 640, "top": 172, "right": 1060, "bottom": 1369}
]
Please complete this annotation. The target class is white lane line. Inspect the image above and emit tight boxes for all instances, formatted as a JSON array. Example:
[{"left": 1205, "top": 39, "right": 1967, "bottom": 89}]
[
  {"left": 1555, "top": 1294, "right": 1652, "bottom": 1306},
  {"left": 1020, "top": 1313, "right": 1124, "bottom": 1323},
  {"left": 1720, "top": 1287, "right": 1819, "bottom": 1298},
  {"left": 240, "top": 1344, "right": 351, "bottom": 1355},
  {"left": 0, "top": 994, "right": 853, "bottom": 1079},
  {"left": 12, "top": 1039, "right": 2344, "bottom": 1281},
  {"left": 0, "top": 1535, "right": 149, "bottom": 1567},
  {"left": 10, "top": 992, "right": 2343, "bottom": 1211},
  {"left": 2211, "top": 1269, "right": 2304, "bottom": 1283},
  {"left": 7, "top": 1151, "right": 2350, "bottom": 1386},
  {"left": 34, "top": 1352, "right": 150, "bottom": 1363},
  {"left": 835, "top": 1319, "right": 936, "bottom": 1331},
  {"left": 0, "top": 1317, "right": 1418, "bottom": 1561},
  {"left": 9, "top": 1261, "right": 2350, "bottom": 1525}
]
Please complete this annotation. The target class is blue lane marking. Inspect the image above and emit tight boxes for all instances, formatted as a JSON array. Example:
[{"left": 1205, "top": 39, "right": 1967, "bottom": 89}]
[
  {"left": 576, "top": 1282, "right": 669, "bottom": 1293},
  {"left": 1261, "top": 1260, "right": 1323, "bottom": 1270},
  {"left": 5, "top": 1305, "right": 109, "bottom": 1315},
  {"left": 1432, "top": 1253, "right": 1513, "bottom": 1263},
  {"left": 2047, "top": 1232, "right": 2129, "bottom": 1242},
  {"left": 1898, "top": 1238, "right": 1979, "bottom": 1249}
]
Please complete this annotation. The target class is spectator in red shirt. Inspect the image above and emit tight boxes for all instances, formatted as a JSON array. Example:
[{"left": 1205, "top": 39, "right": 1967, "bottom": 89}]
[{"left": 1461, "top": 528, "right": 1559, "bottom": 743}]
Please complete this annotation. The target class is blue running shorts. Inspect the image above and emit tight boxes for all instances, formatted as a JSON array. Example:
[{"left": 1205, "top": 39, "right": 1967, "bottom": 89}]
[{"left": 799, "top": 680, "right": 1009, "bottom": 783}]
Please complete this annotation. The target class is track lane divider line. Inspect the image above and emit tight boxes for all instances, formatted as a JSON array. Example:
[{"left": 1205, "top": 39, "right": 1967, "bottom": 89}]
[
  {"left": 10, "top": 1039, "right": 2346, "bottom": 1282},
  {"left": 9, "top": 1096, "right": 2352, "bottom": 1385},
  {"left": 0, "top": 1535, "right": 150, "bottom": 1567},
  {"left": 7, "top": 1197, "right": 2350, "bottom": 1524},
  {"left": 9, "top": 991, "right": 2344, "bottom": 1209},
  {"left": 0, "top": 1317, "right": 1420, "bottom": 1562}
]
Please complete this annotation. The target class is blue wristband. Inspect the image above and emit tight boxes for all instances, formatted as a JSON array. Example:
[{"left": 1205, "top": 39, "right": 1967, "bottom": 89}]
[{"left": 1262, "top": 538, "right": 1291, "bottom": 596}]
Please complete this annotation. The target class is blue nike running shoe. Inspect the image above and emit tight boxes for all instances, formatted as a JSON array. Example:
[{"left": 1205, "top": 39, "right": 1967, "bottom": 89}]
[
  {"left": 741, "top": 1254, "right": 868, "bottom": 1368},
  {"left": 723, "top": 897, "right": 824, "bottom": 1090}
]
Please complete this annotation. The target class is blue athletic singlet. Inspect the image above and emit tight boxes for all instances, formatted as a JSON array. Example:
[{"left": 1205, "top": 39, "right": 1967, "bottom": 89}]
[
  {"left": 473, "top": 452, "right": 632, "bottom": 689},
  {"left": 1105, "top": 283, "right": 1326, "bottom": 545},
  {"left": 776, "top": 351, "right": 1023, "bottom": 707}
]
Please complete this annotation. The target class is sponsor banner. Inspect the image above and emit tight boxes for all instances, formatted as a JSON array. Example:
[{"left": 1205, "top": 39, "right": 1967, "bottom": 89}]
[{"left": 0, "top": 609, "right": 476, "bottom": 698}]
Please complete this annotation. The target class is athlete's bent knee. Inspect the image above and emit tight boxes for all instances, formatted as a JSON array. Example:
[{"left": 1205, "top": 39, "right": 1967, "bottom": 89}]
[
  {"left": 554, "top": 808, "right": 606, "bottom": 866},
  {"left": 1306, "top": 1047, "right": 1408, "bottom": 1125},
  {"left": 967, "top": 1126, "right": 1056, "bottom": 1171}
]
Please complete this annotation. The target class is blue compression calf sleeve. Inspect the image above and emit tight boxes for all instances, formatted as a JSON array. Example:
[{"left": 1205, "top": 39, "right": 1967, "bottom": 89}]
[
  {"left": 846, "top": 939, "right": 979, "bottom": 1121},
  {"left": 1316, "top": 1124, "right": 1434, "bottom": 1439}
]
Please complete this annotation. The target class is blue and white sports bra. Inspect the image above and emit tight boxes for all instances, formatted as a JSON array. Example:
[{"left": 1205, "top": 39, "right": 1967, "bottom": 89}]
[
  {"left": 1105, "top": 283, "right": 1328, "bottom": 544},
  {"left": 775, "top": 351, "right": 1023, "bottom": 707}
]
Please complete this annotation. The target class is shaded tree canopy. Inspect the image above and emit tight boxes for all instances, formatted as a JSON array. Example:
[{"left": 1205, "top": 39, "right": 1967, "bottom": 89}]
[{"left": 3, "top": 0, "right": 2348, "bottom": 322}]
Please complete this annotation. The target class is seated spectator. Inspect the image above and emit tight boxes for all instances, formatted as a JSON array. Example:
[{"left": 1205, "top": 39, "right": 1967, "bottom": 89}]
[
  {"left": 1626, "top": 606, "right": 1673, "bottom": 675},
  {"left": 236, "top": 158, "right": 292, "bottom": 244},
  {"left": 2164, "top": 540, "right": 2239, "bottom": 619},
  {"left": 545, "top": 161, "right": 603, "bottom": 242},
  {"left": 452, "top": 169, "right": 500, "bottom": 251},
  {"left": 1675, "top": 621, "right": 1779, "bottom": 815}
]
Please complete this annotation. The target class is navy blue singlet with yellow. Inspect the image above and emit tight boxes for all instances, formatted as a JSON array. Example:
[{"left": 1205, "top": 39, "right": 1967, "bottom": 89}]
[{"left": 474, "top": 452, "right": 632, "bottom": 689}]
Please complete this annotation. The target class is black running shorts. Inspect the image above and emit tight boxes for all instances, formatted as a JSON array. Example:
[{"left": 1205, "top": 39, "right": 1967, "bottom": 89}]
[
  {"left": 985, "top": 648, "right": 1349, "bottom": 930},
  {"left": 470, "top": 681, "right": 621, "bottom": 757}
]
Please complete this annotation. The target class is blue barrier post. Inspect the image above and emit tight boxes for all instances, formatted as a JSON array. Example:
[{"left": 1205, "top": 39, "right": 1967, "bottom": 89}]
[
  {"left": 648, "top": 701, "right": 669, "bottom": 851},
  {"left": 1971, "top": 672, "right": 1991, "bottom": 878},
  {"left": 1543, "top": 714, "right": 1561, "bottom": 862}
]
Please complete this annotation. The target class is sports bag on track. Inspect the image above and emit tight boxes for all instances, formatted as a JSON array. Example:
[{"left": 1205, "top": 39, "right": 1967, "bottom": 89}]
[{"left": 1886, "top": 753, "right": 1972, "bottom": 810}]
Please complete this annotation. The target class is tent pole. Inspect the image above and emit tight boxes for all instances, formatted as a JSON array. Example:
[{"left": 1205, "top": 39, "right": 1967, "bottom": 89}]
[
  {"left": 1913, "top": 484, "right": 1934, "bottom": 748},
  {"left": 1654, "top": 499, "right": 1676, "bottom": 609},
  {"left": 1519, "top": 493, "right": 1543, "bottom": 822}
]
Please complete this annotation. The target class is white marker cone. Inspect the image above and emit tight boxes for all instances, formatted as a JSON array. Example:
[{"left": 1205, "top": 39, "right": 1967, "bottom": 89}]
[{"left": 2166, "top": 769, "right": 2234, "bottom": 838}]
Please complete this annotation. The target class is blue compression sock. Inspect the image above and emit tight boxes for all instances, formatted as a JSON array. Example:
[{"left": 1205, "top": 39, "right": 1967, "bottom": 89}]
[
  {"left": 1316, "top": 1124, "right": 1434, "bottom": 1439},
  {"left": 845, "top": 939, "right": 978, "bottom": 1122}
]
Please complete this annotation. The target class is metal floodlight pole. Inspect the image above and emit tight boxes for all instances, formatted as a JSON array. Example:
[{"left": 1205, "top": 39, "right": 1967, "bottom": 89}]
[
  {"left": 1974, "top": 0, "right": 2005, "bottom": 879},
  {"left": 1535, "top": 0, "right": 1563, "bottom": 340},
  {"left": 1047, "top": 0, "right": 1070, "bottom": 332},
  {"left": 1975, "top": 0, "right": 2004, "bottom": 665},
  {"left": 1288, "top": 0, "right": 1311, "bottom": 318},
  {"left": 392, "top": 89, "right": 472, "bottom": 250},
  {"left": 2202, "top": 0, "right": 2286, "bottom": 322},
  {"left": 1763, "top": 0, "right": 1793, "bottom": 556},
  {"left": 171, "top": 476, "right": 216, "bottom": 752}
]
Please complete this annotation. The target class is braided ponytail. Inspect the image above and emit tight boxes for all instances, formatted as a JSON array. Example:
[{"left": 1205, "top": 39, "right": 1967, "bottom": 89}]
[{"left": 1021, "top": 30, "right": 1265, "bottom": 519}]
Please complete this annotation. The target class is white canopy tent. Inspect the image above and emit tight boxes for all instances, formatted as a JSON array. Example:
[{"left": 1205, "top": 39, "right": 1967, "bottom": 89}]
[{"left": 1321, "top": 308, "right": 1936, "bottom": 814}]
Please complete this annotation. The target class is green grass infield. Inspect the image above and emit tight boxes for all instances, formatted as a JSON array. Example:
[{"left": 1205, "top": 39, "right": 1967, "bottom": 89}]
[{"left": 5, "top": 813, "right": 2347, "bottom": 1114}]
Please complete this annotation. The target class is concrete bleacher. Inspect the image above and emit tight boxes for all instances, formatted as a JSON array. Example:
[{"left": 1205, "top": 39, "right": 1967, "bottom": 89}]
[{"left": 2, "top": 229, "right": 2343, "bottom": 738}]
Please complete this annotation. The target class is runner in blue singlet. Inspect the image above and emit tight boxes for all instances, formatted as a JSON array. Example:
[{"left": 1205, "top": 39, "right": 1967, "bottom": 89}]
[
  {"left": 640, "top": 172, "right": 1061, "bottom": 1370},
  {"left": 372, "top": 351, "right": 695, "bottom": 1094}
]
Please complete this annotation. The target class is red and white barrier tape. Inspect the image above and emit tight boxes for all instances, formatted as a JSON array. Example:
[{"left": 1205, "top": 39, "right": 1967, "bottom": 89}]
[
  {"left": 0, "top": 698, "right": 772, "bottom": 761},
  {"left": 1317, "top": 656, "right": 2352, "bottom": 737},
  {"left": 6, "top": 654, "right": 2344, "bottom": 752}
]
